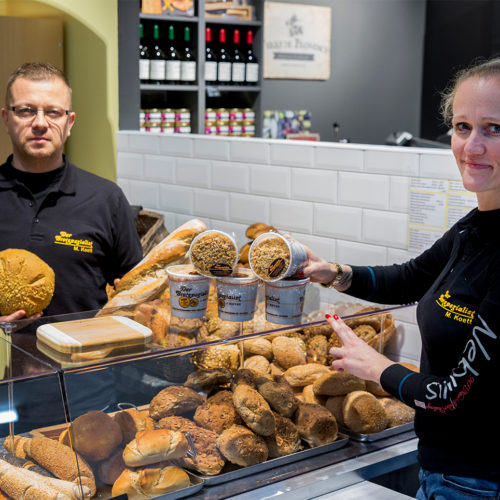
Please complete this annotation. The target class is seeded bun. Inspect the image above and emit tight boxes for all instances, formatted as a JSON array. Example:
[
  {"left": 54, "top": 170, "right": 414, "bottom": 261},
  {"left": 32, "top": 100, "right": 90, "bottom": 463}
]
[{"left": 0, "top": 249, "right": 55, "bottom": 316}]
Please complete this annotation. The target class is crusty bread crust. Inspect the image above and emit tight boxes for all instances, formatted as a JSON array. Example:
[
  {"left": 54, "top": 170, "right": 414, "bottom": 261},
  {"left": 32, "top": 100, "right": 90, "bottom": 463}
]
[
  {"left": 216, "top": 425, "right": 268, "bottom": 466},
  {"left": 232, "top": 384, "right": 276, "bottom": 436},
  {"left": 342, "top": 390, "right": 388, "bottom": 434}
]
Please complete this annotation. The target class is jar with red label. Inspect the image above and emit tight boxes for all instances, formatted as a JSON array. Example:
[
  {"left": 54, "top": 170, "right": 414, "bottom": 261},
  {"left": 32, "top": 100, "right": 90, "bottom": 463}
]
[
  {"left": 175, "top": 108, "right": 191, "bottom": 122},
  {"left": 175, "top": 121, "right": 191, "bottom": 134},
  {"left": 205, "top": 108, "right": 217, "bottom": 121},
  {"left": 242, "top": 120, "right": 255, "bottom": 137},
  {"left": 243, "top": 108, "right": 255, "bottom": 122},
  {"left": 204, "top": 120, "right": 217, "bottom": 135},
  {"left": 161, "top": 108, "right": 175, "bottom": 124},
  {"left": 216, "top": 108, "right": 229, "bottom": 121},
  {"left": 229, "top": 120, "right": 242, "bottom": 136},
  {"left": 216, "top": 120, "right": 229, "bottom": 136}
]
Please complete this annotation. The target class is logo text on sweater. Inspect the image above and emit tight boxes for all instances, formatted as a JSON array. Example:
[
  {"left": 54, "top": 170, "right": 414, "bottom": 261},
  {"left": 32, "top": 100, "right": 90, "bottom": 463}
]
[
  {"left": 436, "top": 290, "right": 475, "bottom": 324},
  {"left": 54, "top": 231, "right": 93, "bottom": 253}
]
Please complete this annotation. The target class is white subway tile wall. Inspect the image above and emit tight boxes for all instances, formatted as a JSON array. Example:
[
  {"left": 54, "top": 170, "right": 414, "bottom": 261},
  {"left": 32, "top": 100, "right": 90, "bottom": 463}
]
[{"left": 117, "top": 132, "right": 458, "bottom": 364}]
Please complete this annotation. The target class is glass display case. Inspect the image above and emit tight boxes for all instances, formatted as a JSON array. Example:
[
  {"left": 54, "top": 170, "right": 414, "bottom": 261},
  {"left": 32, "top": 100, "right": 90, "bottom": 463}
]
[{"left": 0, "top": 284, "right": 417, "bottom": 499}]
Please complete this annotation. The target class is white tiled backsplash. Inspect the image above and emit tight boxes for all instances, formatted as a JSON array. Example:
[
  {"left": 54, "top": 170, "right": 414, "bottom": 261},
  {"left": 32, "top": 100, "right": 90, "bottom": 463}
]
[{"left": 117, "top": 132, "right": 458, "bottom": 364}]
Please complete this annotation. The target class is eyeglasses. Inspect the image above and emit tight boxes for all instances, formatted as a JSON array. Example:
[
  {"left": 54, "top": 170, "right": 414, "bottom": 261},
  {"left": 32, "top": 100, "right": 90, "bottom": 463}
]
[{"left": 8, "top": 106, "right": 70, "bottom": 121}]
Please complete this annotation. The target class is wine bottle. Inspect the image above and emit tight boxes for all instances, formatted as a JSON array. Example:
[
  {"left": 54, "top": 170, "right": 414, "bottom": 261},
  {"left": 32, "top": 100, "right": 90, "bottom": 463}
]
[
  {"left": 231, "top": 29, "right": 245, "bottom": 84},
  {"left": 165, "top": 25, "right": 181, "bottom": 84},
  {"left": 245, "top": 30, "right": 259, "bottom": 85},
  {"left": 180, "top": 26, "right": 196, "bottom": 82},
  {"left": 217, "top": 28, "right": 232, "bottom": 85},
  {"left": 139, "top": 23, "right": 151, "bottom": 84},
  {"left": 204, "top": 27, "right": 218, "bottom": 85},
  {"left": 150, "top": 24, "right": 166, "bottom": 85}
]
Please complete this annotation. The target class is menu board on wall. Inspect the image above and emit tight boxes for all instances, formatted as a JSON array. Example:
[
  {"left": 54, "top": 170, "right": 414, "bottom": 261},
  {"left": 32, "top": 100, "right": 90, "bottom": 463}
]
[
  {"left": 263, "top": 2, "right": 331, "bottom": 80},
  {"left": 408, "top": 179, "right": 477, "bottom": 252}
]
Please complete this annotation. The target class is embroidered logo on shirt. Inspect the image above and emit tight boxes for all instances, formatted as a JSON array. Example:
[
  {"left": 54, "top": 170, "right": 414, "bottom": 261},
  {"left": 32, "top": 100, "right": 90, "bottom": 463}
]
[
  {"left": 54, "top": 231, "right": 93, "bottom": 253},
  {"left": 436, "top": 290, "right": 475, "bottom": 324}
]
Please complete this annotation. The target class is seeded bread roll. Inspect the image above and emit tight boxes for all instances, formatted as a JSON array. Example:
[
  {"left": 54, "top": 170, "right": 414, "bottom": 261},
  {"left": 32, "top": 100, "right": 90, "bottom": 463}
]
[
  {"left": 343, "top": 391, "right": 388, "bottom": 434},
  {"left": 149, "top": 386, "right": 205, "bottom": 420},
  {"left": 194, "top": 390, "right": 242, "bottom": 433},
  {"left": 0, "top": 248, "right": 54, "bottom": 316},
  {"left": 378, "top": 397, "right": 415, "bottom": 428},
  {"left": 294, "top": 403, "right": 338, "bottom": 447},
  {"left": 264, "top": 413, "right": 302, "bottom": 458},
  {"left": 272, "top": 336, "right": 306, "bottom": 370},
  {"left": 157, "top": 416, "right": 225, "bottom": 475},
  {"left": 233, "top": 384, "right": 276, "bottom": 436},
  {"left": 193, "top": 344, "right": 240, "bottom": 372},
  {"left": 216, "top": 425, "right": 268, "bottom": 467},
  {"left": 312, "top": 371, "right": 366, "bottom": 396},
  {"left": 306, "top": 335, "right": 329, "bottom": 365},
  {"left": 123, "top": 429, "right": 189, "bottom": 467},
  {"left": 283, "top": 364, "right": 331, "bottom": 387}
]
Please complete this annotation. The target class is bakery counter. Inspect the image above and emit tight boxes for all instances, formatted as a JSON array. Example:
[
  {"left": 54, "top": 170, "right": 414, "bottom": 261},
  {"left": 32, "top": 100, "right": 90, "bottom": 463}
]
[{"left": 189, "top": 431, "right": 418, "bottom": 500}]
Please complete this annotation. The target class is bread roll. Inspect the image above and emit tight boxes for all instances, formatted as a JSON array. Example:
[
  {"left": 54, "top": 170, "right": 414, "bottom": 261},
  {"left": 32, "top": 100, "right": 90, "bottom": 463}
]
[
  {"left": 233, "top": 384, "right": 276, "bottom": 436},
  {"left": 193, "top": 344, "right": 240, "bottom": 372},
  {"left": 302, "top": 384, "right": 326, "bottom": 406},
  {"left": 294, "top": 403, "right": 338, "bottom": 447},
  {"left": 101, "top": 219, "right": 206, "bottom": 310},
  {"left": 232, "top": 368, "right": 258, "bottom": 389},
  {"left": 312, "top": 371, "right": 366, "bottom": 396},
  {"left": 114, "top": 408, "right": 155, "bottom": 444},
  {"left": 306, "top": 335, "right": 329, "bottom": 365},
  {"left": 272, "top": 336, "right": 307, "bottom": 370},
  {"left": 18, "top": 436, "right": 95, "bottom": 496},
  {"left": 378, "top": 397, "right": 415, "bottom": 427},
  {"left": 364, "top": 380, "right": 390, "bottom": 397},
  {"left": 257, "top": 379, "right": 299, "bottom": 418},
  {"left": 71, "top": 410, "right": 123, "bottom": 462},
  {"left": 157, "top": 416, "right": 225, "bottom": 475},
  {"left": 264, "top": 413, "right": 302, "bottom": 458},
  {"left": 343, "top": 391, "right": 388, "bottom": 434},
  {"left": 242, "top": 337, "right": 273, "bottom": 360},
  {"left": 193, "top": 390, "right": 242, "bottom": 433},
  {"left": 149, "top": 385, "right": 205, "bottom": 420},
  {"left": 243, "top": 355, "right": 270, "bottom": 376},
  {"left": 324, "top": 396, "right": 345, "bottom": 425},
  {"left": 283, "top": 364, "right": 331, "bottom": 387},
  {"left": 217, "top": 425, "right": 268, "bottom": 466},
  {"left": 111, "top": 465, "right": 190, "bottom": 499},
  {"left": 0, "top": 458, "right": 90, "bottom": 500},
  {"left": 97, "top": 448, "right": 126, "bottom": 486},
  {"left": 123, "top": 429, "right": 189, "bottom": 467},
  {"left": 184, "top": 368, "right": 233, "bottom": 390},
  {"left": 3, "top": 436, "right": 28, "bottom": 459},
  {"left": 0, "top": 249, "right": 54, "bottom": 316}
]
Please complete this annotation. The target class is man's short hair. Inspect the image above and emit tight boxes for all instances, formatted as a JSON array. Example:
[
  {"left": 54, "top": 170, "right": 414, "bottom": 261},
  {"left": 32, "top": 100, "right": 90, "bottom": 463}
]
[{"left": 5, "top": 62, "right": 72, "bottom": 107}]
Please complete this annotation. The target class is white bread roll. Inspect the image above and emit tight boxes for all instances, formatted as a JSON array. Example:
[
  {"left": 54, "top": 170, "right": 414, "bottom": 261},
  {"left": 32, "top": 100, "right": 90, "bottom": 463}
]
[
  {"left": 123, "top": 429, "right": 189, "bottom": 467},
  {"left": 100, "top": 219, "right": 207, "bottom": 310},
  {"left": 112, "top": 465, "right": 190, "bottom": 499}
]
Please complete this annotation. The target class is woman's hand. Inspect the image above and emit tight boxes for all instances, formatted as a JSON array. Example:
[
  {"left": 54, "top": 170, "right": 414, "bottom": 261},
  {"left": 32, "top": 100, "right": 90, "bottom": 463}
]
[
  {"left": 299, "top": 246, "right": 337, "bottom": 283},
  {"left": 326, "top": 314, "right": 394, "bottom": 384}
]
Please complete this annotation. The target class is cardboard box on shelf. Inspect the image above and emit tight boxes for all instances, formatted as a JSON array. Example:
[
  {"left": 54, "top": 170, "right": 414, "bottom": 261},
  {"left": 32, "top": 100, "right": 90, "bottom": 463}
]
[
  {"left": 141, "top": 0, "right": 195, "bottom": 17},
  {"left": 205, "top": 1, "right": 254, "bottom": 21}
]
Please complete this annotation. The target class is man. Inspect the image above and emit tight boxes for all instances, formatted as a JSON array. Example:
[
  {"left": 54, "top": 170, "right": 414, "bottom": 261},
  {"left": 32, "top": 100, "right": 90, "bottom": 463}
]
[
  {"left": 0, "top": 62, "right": 142, "bottom": 321},
  {"left": 0, "top": 63, "right": 143, "bottom": 430}
]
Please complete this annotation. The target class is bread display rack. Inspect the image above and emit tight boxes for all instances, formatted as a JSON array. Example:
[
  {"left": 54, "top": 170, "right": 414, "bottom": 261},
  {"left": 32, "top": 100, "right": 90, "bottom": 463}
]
[{"left": 0, "top": 293, "right": 417, "bottom": 499}]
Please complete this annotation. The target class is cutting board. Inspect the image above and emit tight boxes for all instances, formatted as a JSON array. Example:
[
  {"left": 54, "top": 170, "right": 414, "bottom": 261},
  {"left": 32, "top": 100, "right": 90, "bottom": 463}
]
[{"left": 36, "top": 316, "right": 152, "bottom": 354}]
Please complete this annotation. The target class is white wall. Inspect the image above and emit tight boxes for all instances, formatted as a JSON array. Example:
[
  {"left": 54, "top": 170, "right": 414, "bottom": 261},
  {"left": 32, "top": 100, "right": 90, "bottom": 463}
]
[{"left": 117, "top": 132, "right": 463, "bottom": 365}]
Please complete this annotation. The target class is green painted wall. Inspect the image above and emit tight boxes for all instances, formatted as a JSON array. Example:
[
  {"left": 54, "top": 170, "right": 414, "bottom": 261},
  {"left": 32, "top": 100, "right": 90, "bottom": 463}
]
[{"left": 0, "top": 0, "right": 119, "bottom": 181}]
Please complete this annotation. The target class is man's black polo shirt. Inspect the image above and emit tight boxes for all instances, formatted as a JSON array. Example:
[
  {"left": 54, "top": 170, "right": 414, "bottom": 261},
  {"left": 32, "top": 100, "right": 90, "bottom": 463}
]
[{"left": 0, "top": 155, "right": 142, "bottom": 316}]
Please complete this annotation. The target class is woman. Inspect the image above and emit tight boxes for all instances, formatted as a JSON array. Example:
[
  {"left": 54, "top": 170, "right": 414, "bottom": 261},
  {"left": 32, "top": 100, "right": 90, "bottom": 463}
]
[{"left": 301, "top": 58, "right": 500, "bottom": 499}]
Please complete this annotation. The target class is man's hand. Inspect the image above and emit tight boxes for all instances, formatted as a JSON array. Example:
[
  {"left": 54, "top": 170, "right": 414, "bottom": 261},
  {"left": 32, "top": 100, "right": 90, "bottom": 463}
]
[{"left": 0, "top": 310, "right": 42, "bottom": 323}]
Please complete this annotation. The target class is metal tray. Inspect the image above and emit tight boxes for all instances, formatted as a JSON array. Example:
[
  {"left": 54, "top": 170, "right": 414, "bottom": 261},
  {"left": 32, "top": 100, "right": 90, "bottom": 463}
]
[
  {"left": 341, "top": 421, "right": 414, "bottom": 442},
  {"left": 192, "top": 432, "right": 349, "bottom": 486}
]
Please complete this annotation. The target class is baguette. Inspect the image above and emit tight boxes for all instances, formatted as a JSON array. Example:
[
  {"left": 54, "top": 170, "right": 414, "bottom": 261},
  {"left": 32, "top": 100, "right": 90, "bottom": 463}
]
[
  {"left": 0, "top": 458, "right": 90, "bottom": 500},
  {"left": 20, "top": 436, "right": 96, "bottom": 496},
  {"left": 112, "top": 465, "right": 190, "bottom": 499},
  {"left": 100, "top": 219, "right": 207, "bottom": 310},
  {"left": 123, "top": 429, "right": 189, "bottom": 467}
]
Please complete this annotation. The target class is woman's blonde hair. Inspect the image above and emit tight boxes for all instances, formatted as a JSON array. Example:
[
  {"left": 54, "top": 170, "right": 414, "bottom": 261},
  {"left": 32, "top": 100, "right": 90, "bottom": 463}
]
[{"left": 440, "top": 57, "right": 500, "bottom": 127}]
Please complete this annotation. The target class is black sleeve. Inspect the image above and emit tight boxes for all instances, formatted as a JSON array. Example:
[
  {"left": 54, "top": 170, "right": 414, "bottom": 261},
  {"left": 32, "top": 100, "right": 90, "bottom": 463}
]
[
  {"left": 105, "top": 189, "right": 143, "bottom": 285},
  {"left": 380, "top": 263, "right": 500, "bottom": 412},
  {"left": 346, "top": 226, "right": 458, "bottom": 305}
]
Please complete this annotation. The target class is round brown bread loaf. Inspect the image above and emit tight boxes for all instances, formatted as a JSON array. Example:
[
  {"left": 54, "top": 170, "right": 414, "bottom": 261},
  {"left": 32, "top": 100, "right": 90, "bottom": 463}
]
[
  {"left": 72, "top": 410, "right": 123, "bottom": 462},
  {"left": 0, "top": 248, "right": 55, "bottom": 316},
  {"left": 343, "top": 390, "right": 388, "bottom": 434},
  {"left": 216, "top": 425, "right": 268, "bottom": 466},
  {"left": 378, "top": 397, "right": 415, "bottom": 427},
  {"left": 233, "top": 384, "right": 276, "bottom": 436},
  {"left": 294, "top": 403, "right": 338, "bottom": 447}
]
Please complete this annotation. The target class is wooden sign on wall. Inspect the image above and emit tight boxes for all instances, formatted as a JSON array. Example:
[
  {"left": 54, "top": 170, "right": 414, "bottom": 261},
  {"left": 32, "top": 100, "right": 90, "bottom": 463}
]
[{"left": 263, "top": 2, "right": 331, "bottom": 80}]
